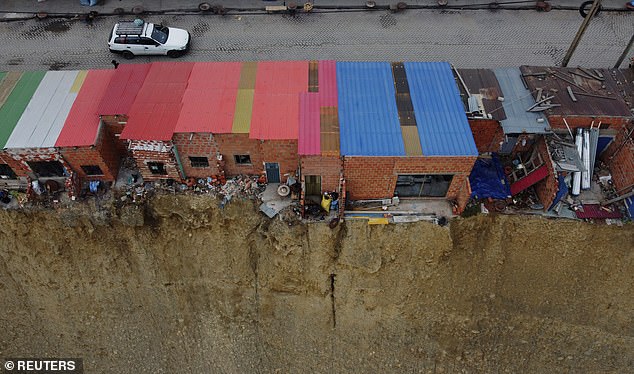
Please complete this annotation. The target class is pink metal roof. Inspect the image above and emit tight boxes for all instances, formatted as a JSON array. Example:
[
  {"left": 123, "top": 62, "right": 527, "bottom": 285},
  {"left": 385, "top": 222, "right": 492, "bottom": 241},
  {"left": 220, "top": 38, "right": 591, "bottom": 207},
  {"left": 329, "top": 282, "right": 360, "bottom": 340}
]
[
  {"left": 318, "top": 60, "right": 338, "bottom": 107},
  {"left": 298, "top": 93, "right": 320, "bottom": 155},
  {"left": 97, "top": 63, "right": 150, "bottom": 115},
  {"left": 56, "top": 69, "right": 115, "bottom": 147},
  {"left": 120, "top": 62, "right": 193, "bottom": 141},
  {"left": 249, "top": 61, "right": 308, "bottom": 140},
  {"left": 174, "top": 62, "right": 242, "bottom": 133}
]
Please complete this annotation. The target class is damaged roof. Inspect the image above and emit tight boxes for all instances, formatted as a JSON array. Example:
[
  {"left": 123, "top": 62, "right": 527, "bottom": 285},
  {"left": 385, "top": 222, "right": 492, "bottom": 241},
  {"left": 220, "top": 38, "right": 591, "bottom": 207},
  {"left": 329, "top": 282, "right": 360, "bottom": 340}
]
[
  {"left": 520, "top": 66, "right": 633, "bottom": 118},
  {"left": 455, "top": 68, "right": 507, "bottom": 121},
  {"left": 494, "top": 67, "right": 551, "bottom": 135}
]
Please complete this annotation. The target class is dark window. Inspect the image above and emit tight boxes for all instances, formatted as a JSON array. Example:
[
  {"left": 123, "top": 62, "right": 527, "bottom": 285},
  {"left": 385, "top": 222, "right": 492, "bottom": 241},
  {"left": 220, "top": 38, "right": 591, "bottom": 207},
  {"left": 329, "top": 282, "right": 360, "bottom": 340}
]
[
  {"left": 234, "top": 155, "right": 251, "bottom": 165},
  {"left": 395, "top": 174, "right": 454, "bottom": 198},
  {"left": 27, "top": 161, "right": 66, "bottom": 178},
  {"left": 125, "top": 36, "right": 141, "bottom": 44},
  {"left": 140, "top": 37, "right": 159, "bottom": 46},
  {"left": 0, "top": 164, "right": 17, "bottom": 179},
  {"left": 114, "top": 37, "right": 126, "bottom": 44},
  {"left": 81, "top": 165, "right": 104, "bottom": 176},
  {"left": 189, "top": 157, "right": 209, "bottom": 168},
  {"left": 147, "top": 162, "right": 167, "bottom": 175}
]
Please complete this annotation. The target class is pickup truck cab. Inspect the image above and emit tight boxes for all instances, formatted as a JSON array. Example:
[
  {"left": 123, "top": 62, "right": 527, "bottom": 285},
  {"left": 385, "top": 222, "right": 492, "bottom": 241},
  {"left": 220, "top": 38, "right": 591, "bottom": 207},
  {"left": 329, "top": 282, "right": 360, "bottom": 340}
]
[{"left": 108, "top": 20, "right": 191, "bottom": 59}]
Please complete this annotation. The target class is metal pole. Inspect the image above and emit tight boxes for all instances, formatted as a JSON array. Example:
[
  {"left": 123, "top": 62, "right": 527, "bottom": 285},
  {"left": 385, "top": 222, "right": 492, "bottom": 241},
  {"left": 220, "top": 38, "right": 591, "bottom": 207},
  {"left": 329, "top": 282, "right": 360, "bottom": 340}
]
[
  {"left": 561, "top": 0, "right": 602, "bottom": 67},
  {"left": 614, "top": 32, "right": 634, "bottom": 69}
]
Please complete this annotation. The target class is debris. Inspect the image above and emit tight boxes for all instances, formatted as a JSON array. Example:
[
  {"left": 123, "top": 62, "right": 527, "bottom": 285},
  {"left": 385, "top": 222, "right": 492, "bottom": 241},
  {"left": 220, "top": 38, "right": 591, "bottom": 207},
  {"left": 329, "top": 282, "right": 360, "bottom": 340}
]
[{"left": 567, "top": 86, "right": 577, "bottom": 102}]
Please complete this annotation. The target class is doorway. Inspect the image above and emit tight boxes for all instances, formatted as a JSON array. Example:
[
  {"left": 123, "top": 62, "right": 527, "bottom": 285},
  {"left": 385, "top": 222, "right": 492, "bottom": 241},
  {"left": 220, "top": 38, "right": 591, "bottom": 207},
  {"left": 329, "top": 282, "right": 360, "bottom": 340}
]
[{"left": 265, "top": 162, "right": 280, "bottom": 183}]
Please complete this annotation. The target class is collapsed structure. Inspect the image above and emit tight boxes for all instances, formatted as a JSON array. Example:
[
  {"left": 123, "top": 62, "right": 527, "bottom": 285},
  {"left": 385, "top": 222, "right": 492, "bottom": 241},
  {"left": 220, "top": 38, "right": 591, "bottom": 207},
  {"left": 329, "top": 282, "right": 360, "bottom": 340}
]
[{"left": 0, "top": 61, "right": 632, "bottom": 218}]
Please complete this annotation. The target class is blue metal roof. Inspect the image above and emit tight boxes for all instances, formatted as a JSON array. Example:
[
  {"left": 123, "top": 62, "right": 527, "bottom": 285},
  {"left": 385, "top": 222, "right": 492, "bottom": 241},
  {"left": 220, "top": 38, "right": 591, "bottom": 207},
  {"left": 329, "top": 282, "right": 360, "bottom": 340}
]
[
  {"left": 405, "top": 62, "right": 478, "bottom": 156},
  {"left": 337, "top": 62, "right": 404, "bottom": 156},
  {"left": 493, "top": 67, "right": 550, "bottom": 135}
]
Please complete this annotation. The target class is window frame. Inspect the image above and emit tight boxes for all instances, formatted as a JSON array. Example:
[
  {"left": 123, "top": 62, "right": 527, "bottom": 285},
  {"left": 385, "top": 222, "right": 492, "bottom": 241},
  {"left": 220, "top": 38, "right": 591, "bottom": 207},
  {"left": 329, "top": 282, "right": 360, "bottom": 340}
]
[
  {"left": 147, "top": 162, "right": 167, "bottom": 175},
  {"left": 80, "top": 165, "right": 104, "bottom": 176},
  {"left": 189, "top": 156, "right": 210, "bottom": 168},
  {"left": 234, "top": 154, "right": 252, "bottom": 165}
]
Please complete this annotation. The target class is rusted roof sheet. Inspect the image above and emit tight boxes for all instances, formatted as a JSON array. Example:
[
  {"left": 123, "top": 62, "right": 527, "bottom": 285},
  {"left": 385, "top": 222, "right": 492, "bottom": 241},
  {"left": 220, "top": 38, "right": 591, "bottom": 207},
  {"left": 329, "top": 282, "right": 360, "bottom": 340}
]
[
  {"left": 520, "top": 66, "right": 632, "bottom": 118},
  {"left": 617, "top": 68, "right": 634, "bottom": 112},
  {"left": 320, "top": 106, "right": 339, "bottom": 156},
  {"left": 298, "top": 93, "right": 320, "bottom": 155},
  {"left": 175, "top": 62, "right": 242, "bottom": 133},
  {"left": 56, "top": 69, "right": 116, "bottom": 147},
  {"left": 456, "top": 69, "right": 506, "bottom": 121},
  {"left": 97, "top": 63, "right": 150, "bottom": 115},
  {"left": 250, "top": 61, "right": 308, "bottom": 140},
  {"left": 120, "top": 62, "right": 194, "bottom": 141}
]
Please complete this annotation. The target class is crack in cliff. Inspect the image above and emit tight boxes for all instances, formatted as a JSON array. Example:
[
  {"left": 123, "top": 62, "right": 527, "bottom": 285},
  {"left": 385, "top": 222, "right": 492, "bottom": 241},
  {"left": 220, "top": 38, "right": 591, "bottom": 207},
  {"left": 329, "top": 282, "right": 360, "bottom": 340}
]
[
  {"left": 246, "top": 220, "right": 266, "bottom": 374},
  {"left": 330, "top": 273, "right": 336, "bottom": 328}
]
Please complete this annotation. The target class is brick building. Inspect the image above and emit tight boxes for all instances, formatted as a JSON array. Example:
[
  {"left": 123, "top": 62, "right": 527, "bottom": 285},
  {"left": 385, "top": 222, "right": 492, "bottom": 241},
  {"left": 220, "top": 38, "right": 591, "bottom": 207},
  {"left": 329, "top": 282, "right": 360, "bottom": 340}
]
[
  {"left": 55, "top": 69, "right": 123, "bottom": 188},
  {"left": 3, "top": 71, "right": 86, "bottom": 190},
  {"left": 0, "top": 71, "right": 44, "bottom": 189},
  {"left": 336, "top": 62, "right": 478, "bottom": 213},
  {"left": 120, "top": 62, "right": 194, "bottom": 181},
  {"left": 172, "top": 61, "right": 308, "bottom": 184}
]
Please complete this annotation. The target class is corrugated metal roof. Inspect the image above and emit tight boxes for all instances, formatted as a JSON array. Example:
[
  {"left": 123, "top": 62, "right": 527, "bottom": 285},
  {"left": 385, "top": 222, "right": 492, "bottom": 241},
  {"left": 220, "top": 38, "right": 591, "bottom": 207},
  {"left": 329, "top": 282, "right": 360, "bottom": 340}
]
[
  {"left": 120, "top": 62, "right": 193, "bottom": 141},
  {"left": 405, "top": 62, "right": 478, "bottom": 157},
  {"left": 232, "top": 89, "right": 254, "bottom": 134},
  {"left": 456, "top": 69, "right": 507, "bottom": 121},
  {"left": 337, "top": 62, "right": 404, "bottom": 156},
  {"left": 320, "top": 106, "right": 339, "bottom": 156},
  {"left": 319, "top": 60, "right": 338, "bottom": 107},
  {"left": 6, "top": 71, "right": 81, "bottom": 149},
  {"left": 56, "top": 69, "right": 115, "bottom": 147},
  {"left": 298, "top": 93, "right": 320, "bottom": 155},
  {"left": 0, "top": 72, "right": 22, "bottom": 114},
  {"left": 494, "top": 67, "right": 551, "bottom": 135},
  {"left": 521, "top": 66, "right": 632, "bottom": 118},
  {"left": 0, "top": 71, "right": 45, "bottom": 149},
  {"left": 249, "top": 61, "right": 308, "bottom": 140},
  {"left": 97, "top": 63, "right": 150, "bottom": 115},
  {"left": 401, "top": 126, "right": 423, "bottom": 156},
  {"left": 175, "top": 62, "right": 241, "bottom": 133}
]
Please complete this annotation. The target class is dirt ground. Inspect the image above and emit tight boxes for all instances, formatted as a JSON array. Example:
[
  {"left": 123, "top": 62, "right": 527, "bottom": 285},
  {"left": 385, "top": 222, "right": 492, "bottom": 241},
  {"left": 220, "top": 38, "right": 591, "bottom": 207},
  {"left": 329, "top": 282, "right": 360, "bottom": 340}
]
[{"left": 0, "top": 195, "right": 632, "bottom": 373}]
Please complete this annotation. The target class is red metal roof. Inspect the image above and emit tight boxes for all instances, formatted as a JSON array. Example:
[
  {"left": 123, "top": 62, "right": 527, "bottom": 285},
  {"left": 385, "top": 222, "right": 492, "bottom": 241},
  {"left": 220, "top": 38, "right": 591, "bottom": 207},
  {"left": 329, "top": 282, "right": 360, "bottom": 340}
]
[
  {"left": 56, "top": 69, "right": 115, "bottom": 147},
  {"left": 249, "top": 61, "right": 308, "bottom": 140},
  {"left": 298, "top": 93, "right": 320, "bottom": 155},
  {"left": 174, "top": 62, "right": 242, "bottom": 133},
  {"left": 575, "top": 204, "right": 622, "bottom": 219},
  {"left": 318, "top": 60, "right": 338, "bottom": 107},
  {"left": 120, "top": 62, "right": 193, "bottom": 141},
  {"left": 97, "top": 63, "right": 150, "bottom": 115}
]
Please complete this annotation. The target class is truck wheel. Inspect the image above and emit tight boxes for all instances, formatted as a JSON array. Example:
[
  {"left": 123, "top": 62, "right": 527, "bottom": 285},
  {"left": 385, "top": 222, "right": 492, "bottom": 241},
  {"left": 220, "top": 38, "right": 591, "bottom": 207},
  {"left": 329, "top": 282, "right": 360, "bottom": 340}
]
[{"left": 122, "top": 50, "right": 134, "bottom": 60}]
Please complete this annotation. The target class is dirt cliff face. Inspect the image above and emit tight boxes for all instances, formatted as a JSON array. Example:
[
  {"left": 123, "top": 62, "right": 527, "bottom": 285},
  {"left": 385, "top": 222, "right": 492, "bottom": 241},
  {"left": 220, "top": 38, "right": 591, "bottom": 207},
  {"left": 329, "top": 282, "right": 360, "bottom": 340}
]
[{"left": 0, "top": 196, "right": 633, "bottom": 373}]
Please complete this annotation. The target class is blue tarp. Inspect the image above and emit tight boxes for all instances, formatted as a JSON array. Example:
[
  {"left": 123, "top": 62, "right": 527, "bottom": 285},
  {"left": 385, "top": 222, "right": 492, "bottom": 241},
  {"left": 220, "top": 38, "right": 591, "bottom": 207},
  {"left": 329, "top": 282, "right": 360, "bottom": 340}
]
[
  {"left": 626, "top": 196, "right": 634, "bottom": 219},
  {"left": 548, "top": 173, "right": 568, "bottom": 211},
  {"left": 469, "top": 154, "right": 511, "bottom": 199}
]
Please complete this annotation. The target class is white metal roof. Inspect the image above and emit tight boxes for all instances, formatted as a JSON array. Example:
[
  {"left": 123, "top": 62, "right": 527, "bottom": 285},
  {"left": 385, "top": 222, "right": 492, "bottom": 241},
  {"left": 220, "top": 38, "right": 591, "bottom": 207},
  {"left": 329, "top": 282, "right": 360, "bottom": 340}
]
[{"left": 5, "top": 71, "right": 81, "bottom": 149}]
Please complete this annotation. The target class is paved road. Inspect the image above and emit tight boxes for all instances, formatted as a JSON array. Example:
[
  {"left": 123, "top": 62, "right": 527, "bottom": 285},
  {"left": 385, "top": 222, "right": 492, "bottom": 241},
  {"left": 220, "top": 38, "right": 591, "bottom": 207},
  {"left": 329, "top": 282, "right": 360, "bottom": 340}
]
[{"left": 0, "top": 9, "right": 632, "bottom": 71}]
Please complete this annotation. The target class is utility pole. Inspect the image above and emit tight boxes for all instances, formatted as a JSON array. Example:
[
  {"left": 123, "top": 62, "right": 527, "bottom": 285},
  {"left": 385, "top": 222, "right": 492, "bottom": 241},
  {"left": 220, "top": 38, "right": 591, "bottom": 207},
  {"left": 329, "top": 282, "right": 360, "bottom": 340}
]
[
  {"left": 561, "top": 0, "right": 602, "bottom": 67},
  {"left": 613, "top": 32, "right": 634, "bottom": 69}
]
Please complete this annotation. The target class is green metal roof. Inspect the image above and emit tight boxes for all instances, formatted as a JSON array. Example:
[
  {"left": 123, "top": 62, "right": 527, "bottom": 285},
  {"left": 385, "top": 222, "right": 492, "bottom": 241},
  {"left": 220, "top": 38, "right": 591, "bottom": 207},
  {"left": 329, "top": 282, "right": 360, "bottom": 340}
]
[{"left": 0, "top": 71, "right": 45, "bottom": 148}]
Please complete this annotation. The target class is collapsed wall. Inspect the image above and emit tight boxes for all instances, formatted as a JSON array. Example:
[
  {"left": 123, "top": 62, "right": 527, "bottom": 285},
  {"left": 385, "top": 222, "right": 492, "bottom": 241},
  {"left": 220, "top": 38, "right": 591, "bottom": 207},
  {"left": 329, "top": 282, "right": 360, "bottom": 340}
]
[{"left": 0, "top": 196, "right": 633, "bottom": 373}]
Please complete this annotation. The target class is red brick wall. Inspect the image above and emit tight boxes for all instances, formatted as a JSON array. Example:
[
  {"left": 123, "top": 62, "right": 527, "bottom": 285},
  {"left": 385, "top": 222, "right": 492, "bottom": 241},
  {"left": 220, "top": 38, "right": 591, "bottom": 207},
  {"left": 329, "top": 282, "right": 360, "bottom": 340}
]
[
  {"left": 128, "top": 140, "right": 181, "bottom": 181},
  {"left": 172, "top": 133, "right": 222, "bottom": 178},
  {"left": 533, "top": 136, "right": 559, "bottom": 210},
  {"left": 101, "top": 115, "right": 128, "bottom": 155},
  {"left": 260, "top": 140, "right": 299, "bottom": 183},
  {"left": 0, "top": 151, "right": 29, "bottom": 178},
  {"left": 468, "top": 119, "right": 504, "bottom": 153},
  {"left": 300, "top": 155, "right": 342, "bottom": 193},
  {"left": 215, "top": 134, "right": 264, "bottom": 177},
  {"left": 547, "top": 115, "right": 630, "bottom": 132},
  {"left": 61, "top": 125, "right": 124, "bottom": 182},
  {"left": 5, "top": 148, "right": 72, "bottom": 178},
  {"left": 343, "top": 156, "right": 477, "bottom": 211},
  {"left": 602, "top": 123, "right": 634, "bottom": 192}
]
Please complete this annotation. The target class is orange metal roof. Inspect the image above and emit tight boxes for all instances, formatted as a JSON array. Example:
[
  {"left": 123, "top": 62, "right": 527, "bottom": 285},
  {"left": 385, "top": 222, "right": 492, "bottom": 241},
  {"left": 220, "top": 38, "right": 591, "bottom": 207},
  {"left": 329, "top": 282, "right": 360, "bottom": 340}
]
[
  {"left": 56, "top": 69, "right": 115, "bottom": 147},
  {"left": 249, "top": 61, "right": 308, "bottom": 140},
  {"left": 174, "top": 62, "right": 242, "bottom": 133},
  {"left": 120, "top": 62, "right": 193, "bottom": 141}
]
